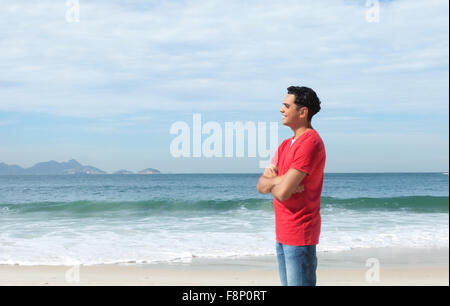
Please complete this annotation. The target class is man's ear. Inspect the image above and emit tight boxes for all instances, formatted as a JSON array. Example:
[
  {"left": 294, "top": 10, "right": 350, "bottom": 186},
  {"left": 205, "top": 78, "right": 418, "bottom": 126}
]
[{"left": 300, "top": 107, "right": 309, "bottom": 120}]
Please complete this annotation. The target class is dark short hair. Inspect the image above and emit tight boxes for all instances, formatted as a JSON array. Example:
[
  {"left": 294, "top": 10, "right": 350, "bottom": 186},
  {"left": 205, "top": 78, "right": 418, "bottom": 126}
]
[{"left": 287, "top": 86, "right": 321, "bottom": 122}]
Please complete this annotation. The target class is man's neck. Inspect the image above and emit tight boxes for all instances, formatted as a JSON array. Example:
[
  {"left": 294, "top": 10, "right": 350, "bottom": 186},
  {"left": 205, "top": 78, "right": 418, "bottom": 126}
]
[{"left": 292, "top": 124, "right": 312, "bottom": 140}]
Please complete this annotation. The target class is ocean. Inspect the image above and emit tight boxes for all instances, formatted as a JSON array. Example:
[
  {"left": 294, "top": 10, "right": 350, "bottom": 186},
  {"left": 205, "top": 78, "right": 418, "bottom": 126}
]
[{"left": 0, "top": 173, "right": 448, "bottom": 266}]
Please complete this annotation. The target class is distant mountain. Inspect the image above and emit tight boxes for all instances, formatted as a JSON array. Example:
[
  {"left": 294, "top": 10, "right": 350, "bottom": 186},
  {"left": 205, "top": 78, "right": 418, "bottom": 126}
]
[
  {"left": 137, "top": 168, "right": 161, "bottom": 174},
  {"left": 0, "top": 159, "right": 107, "bottom": 175},
  {"left": 0, "top": 162, "right": 26, "bottom": 175},
  {"left": 113, "top": 169, "right": 134, "bottom": 175}
]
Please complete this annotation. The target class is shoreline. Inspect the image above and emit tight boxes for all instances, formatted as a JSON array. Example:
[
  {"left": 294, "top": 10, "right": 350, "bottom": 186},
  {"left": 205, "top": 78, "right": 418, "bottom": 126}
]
[{"left": 1, "top": 247, "right": 448, "bottom": 286}]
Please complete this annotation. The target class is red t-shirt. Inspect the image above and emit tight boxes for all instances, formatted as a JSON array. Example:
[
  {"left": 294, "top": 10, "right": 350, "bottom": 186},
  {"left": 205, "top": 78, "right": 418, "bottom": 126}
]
[{"left": 270, "top": 129, "right": 326, "bottom": 246}]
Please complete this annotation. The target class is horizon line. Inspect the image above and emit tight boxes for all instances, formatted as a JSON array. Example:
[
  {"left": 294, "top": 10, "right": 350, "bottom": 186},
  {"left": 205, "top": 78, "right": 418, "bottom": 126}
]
[{"left": 0, "top": 171, "right": 448, "bottom": 175}]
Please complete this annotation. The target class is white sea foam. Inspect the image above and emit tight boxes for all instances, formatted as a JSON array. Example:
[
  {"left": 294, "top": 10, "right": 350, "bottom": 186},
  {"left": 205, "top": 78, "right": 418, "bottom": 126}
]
[{"left": 0, "top": 208, "right": 448, "bottom": 266}]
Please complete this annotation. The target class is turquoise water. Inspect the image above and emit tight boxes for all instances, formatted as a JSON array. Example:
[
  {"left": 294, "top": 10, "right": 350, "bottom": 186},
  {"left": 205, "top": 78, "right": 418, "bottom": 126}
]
[{"left": 0, "top": 173, "right": 448, "bottom": 265}]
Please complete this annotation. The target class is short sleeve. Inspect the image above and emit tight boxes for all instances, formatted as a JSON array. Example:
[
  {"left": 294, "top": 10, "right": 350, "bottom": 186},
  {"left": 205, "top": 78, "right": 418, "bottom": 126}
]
[
  {"left": 290, "top": 137, "right": 322, "bottom": 175},
  {"left": 270, "top": 149, "right": 279, "bottom": 167}
]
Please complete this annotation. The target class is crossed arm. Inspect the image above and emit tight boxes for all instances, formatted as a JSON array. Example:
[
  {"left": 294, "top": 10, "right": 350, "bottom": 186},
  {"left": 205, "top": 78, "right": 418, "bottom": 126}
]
[{"left": 256, "top": 166, "right": 307, "bottom": 202}]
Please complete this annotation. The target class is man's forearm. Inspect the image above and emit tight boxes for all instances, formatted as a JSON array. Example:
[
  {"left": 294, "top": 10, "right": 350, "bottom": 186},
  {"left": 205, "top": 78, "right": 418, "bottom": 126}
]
[
  {"left": 257, "top": 175, "right": 283, "bottom": 194},
  {"left": 271, "top": 183, "right": 289, "bottom": 202}
]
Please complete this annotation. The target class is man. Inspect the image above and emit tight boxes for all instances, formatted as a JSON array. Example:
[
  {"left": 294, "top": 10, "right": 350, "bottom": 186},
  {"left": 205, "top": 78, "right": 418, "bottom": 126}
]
[{"left": 256, "top": 86, "right": 326, "bottom": 286}]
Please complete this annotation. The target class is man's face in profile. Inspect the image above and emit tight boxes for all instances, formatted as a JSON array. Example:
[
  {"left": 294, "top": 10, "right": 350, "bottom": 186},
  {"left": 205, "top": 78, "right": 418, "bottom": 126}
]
[{"left": 280, "top": 94, "right": 307, "bottom": 128}]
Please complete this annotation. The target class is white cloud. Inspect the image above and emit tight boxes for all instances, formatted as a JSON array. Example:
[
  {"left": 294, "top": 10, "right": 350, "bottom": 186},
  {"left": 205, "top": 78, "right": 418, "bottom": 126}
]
[{"left": 0, "top": 0, "right": 448, "bottom": 117}]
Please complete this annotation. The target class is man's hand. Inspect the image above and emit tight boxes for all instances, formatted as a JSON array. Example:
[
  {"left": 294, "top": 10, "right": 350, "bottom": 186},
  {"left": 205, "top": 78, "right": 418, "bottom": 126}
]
[
  {"left": 263, "top": 165, "right": 278, "bottom": 178},
  {"left": 294, "top": 184, "right": 305, "bottom": 194},
  {"left": 257, "top": 166, "right": 280, "bottom": 194}
]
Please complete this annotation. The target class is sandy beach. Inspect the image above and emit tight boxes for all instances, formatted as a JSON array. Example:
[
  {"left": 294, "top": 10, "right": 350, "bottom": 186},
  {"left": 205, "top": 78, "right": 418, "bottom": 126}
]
[
  {"left": 1, "top": 248, "right": 448, "bottom": 286},
  {"left": 1, "top": 264, "right": 448, "bottom": 286}
]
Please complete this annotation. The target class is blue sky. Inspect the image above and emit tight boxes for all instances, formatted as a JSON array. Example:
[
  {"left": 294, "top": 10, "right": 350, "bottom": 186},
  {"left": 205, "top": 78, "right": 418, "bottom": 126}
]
[{"left": 0, "top": 0, "right": 448, "bottom": 173}]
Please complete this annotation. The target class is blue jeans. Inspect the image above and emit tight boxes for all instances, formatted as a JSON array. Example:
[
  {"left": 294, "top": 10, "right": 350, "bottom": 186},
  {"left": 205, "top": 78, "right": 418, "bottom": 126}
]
[{"left": 275, "top": 241, "right": 317, "bottom": 286}]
